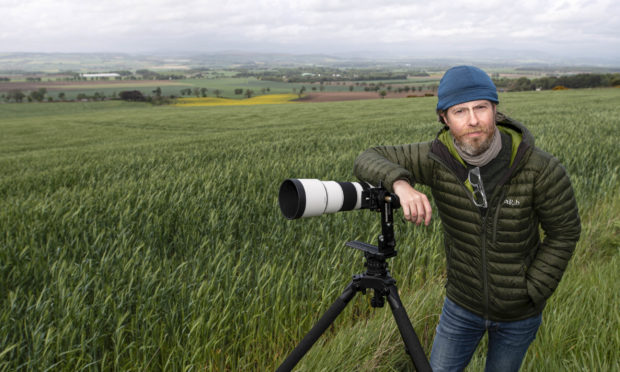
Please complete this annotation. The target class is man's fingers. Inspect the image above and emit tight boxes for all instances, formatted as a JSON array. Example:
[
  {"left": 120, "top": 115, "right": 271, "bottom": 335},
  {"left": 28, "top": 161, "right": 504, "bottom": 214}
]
[
  {"left": 393, "top": 181, "right": 432, "bottom": 225},
  {"left": 402, "top": 201, "right": 423, "bottom": 225},
  {"left": 402, "top": 204, "right": 411, "bottom": 221},
  {"left": 423, "top": 198, "right": 432, "bottom": 226},
  {"left": 408, "top": 206, "right": 418, "bottom": 222},
  {"left": 414, "top": 203, "right": 424, "bottom": 225}
]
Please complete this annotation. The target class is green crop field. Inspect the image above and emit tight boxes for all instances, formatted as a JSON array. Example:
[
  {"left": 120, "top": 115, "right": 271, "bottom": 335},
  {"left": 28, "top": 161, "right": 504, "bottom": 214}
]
[
  {"left": 0, "top": 89, "right": 618, "bottom": 371},
  {"left": 1, "top": 76, "right": 436, "bottom": 102}
]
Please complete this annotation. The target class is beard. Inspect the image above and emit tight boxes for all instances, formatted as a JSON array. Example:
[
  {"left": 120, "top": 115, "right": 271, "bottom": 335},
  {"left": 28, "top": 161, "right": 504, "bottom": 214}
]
[{"left": 455, "top": 130, "right": 495, "bottom": 156}]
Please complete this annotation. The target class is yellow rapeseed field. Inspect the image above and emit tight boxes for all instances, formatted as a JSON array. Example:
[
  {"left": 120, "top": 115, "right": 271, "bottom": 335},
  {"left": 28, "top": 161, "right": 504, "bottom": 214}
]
[{"left": 175, "top": 94, "right": 299, "bottom": 107}]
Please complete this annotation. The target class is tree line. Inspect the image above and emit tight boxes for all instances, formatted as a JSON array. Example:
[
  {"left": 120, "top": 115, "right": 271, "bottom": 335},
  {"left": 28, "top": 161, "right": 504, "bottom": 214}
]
[
  {"left": 493, "top": 73, "right": 620, "bottom": 91},
  {"left": 233, "top": 67, "right": 426, "bottom": 83},
  {"left": 1, "top": 85, "right": 265, "bottom": 103},
  {"left": 2, "top": 88, "right": 111, "bottom": 103},
  {"left": 3, "top": 73, "right": 619, "bottom": 104}
]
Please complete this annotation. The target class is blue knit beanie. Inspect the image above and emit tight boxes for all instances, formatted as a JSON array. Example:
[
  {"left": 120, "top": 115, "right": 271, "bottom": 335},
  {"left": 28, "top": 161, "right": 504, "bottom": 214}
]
[{"left": 436, "top": 65, "right": 498, "bottom": 111}]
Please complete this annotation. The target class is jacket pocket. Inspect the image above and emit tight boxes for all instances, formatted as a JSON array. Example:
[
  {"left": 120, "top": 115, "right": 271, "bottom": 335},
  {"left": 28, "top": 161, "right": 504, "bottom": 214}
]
[
  {"left": 524, "top": 258, "right": 546, "bottom": 308},
  {"left": 526, "top": 279, "right": 546, "bottom": 308}
]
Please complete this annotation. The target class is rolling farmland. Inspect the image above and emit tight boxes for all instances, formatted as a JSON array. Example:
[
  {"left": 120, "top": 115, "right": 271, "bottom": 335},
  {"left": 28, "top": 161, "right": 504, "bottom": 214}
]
[{"left": 0, "top": 88, "right": 618, "bottom": 371}]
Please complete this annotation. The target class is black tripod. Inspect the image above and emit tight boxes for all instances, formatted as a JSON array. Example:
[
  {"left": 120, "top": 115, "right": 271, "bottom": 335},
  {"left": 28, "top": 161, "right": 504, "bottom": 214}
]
[{"left": 277, "top": 187, "right": 431, "bottom": 372}]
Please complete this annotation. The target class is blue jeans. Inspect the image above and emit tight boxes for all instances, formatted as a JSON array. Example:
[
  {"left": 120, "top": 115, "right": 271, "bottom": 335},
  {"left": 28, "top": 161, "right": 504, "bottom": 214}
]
[{"left": 430, "top": 297, "right": 542, "bottom": 372}]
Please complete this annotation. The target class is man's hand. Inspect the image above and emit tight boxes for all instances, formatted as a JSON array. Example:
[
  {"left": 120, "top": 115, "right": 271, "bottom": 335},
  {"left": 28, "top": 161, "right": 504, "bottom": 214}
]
[{"left": 392, "top": 180, "right": 432, "bottom": 226}]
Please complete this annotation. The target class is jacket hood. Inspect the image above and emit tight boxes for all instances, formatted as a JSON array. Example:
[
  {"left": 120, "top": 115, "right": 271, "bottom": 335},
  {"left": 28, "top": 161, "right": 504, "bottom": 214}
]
[{"left": 495, "top": 112, "right": 535, "bottom": 149}]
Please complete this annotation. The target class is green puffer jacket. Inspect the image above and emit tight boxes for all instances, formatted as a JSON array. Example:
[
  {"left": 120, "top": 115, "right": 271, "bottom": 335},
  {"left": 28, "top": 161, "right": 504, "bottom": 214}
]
[{"left": 353, "top": 114, "right": 581, "bottom": 321}]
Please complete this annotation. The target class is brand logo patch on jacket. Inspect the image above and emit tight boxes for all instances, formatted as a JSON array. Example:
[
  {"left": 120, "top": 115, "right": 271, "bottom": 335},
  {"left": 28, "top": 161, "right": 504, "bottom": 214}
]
[{"left": 503, "top": 198, "right": 521, "bottom": 206}]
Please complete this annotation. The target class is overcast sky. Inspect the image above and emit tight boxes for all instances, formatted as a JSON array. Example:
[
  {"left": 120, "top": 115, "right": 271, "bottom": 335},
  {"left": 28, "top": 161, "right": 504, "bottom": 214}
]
[{"left": 1, "top": 0, "right": 619, "bottom": 61}]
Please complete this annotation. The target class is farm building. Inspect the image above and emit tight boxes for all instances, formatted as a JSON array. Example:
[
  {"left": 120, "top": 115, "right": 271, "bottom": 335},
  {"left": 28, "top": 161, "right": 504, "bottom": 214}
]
[{"left": 80, "top": 73, "right": 120, "bottom": 78}]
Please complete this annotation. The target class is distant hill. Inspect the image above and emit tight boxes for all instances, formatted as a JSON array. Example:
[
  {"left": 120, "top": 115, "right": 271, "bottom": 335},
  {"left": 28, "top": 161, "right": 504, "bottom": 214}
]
[{"left": 1, "top": 51, "right": 619, "bottom": 73}]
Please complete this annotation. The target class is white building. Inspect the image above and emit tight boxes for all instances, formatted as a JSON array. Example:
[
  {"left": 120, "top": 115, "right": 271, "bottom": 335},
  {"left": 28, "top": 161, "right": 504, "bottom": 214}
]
[{"left": 80, "top": 73, "right": 121, "bottom": 78}]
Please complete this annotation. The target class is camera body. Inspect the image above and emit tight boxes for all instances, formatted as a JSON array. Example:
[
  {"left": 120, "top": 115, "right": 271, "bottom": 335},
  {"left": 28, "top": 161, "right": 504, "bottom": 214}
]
[{"left": 278, "top": 179, "right": 400, "bottom": 256}]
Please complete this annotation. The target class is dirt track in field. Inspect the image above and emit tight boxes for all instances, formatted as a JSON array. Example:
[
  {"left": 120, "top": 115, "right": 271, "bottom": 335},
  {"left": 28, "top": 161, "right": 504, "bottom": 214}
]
[{"left": 296, "top": 91, "right": 434, "bottom": 102}]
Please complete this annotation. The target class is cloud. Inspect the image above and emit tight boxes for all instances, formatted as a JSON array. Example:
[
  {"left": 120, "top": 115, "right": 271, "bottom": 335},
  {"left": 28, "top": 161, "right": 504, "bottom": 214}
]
[{"left": 0, "top": 0, "right": 618, "bottom": 59}]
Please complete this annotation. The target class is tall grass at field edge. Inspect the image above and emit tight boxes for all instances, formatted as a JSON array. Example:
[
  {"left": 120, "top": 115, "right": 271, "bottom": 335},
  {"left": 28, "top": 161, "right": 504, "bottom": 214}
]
[{"left": 0, "top": 89, "right": 618, "bottom": 371}]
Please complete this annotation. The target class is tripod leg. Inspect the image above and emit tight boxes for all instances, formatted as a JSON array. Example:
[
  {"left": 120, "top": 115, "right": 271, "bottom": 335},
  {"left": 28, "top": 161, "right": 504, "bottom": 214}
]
[
  {"left": 277, "top": 282, "right": 358, "bottom": 372},
  {"left": 386, "top": 285, "right": 432, "bottom": 372}
]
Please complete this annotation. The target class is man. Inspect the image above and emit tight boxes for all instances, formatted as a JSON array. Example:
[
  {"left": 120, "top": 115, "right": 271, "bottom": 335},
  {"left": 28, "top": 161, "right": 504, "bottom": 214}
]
[{"left": 353, "top": 65, "right": 581, "bottom": 372}]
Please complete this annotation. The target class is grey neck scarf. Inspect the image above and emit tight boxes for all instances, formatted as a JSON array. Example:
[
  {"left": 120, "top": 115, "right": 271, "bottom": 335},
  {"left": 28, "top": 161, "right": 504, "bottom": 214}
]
[{"left": 455, "top": 126, "right": 502, "bottom": 167}]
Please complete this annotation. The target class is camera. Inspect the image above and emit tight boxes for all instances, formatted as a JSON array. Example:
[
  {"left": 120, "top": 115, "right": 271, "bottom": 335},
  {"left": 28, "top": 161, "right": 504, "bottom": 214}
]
[
  {"left": 275, "top": 179, "right": 430, "bottom": 371},
  {"left": 278, "top": 179, "right": 370, "bottom": 219}
]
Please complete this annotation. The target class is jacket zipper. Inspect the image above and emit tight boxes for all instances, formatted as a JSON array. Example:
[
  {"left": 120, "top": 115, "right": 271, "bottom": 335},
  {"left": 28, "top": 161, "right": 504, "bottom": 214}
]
[
  {"left": 430, "top": 152, "right": 492, "bottom": 317},
  {"left": 481, "top": 213, "right": 489, "bottom": 319},
  {"left": 482, "top": 189, "right": 507, "bottom": 318},
  {"left": 492, "top": 189, "right": 506, "bottom": 244}
]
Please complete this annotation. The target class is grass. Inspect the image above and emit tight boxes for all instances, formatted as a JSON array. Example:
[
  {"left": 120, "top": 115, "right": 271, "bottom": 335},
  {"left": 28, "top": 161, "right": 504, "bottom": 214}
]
[{"left": 0, "top": 88, "right": 618, "bottom": 371}]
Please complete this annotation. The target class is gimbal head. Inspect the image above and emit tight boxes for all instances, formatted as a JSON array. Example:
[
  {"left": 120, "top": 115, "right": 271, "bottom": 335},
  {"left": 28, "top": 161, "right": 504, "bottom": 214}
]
[{"left": 351, "top": 182, "right": 401, "bottom": 259}]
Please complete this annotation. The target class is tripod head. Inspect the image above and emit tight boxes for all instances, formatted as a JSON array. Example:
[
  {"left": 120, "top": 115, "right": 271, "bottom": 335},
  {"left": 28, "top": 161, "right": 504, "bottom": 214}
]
[
  {"left": 349, "top": 182, "right": 401, "bottom": 260},
  {"left": 346, "top": 183, "right": 402, "bottom": 308}
]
